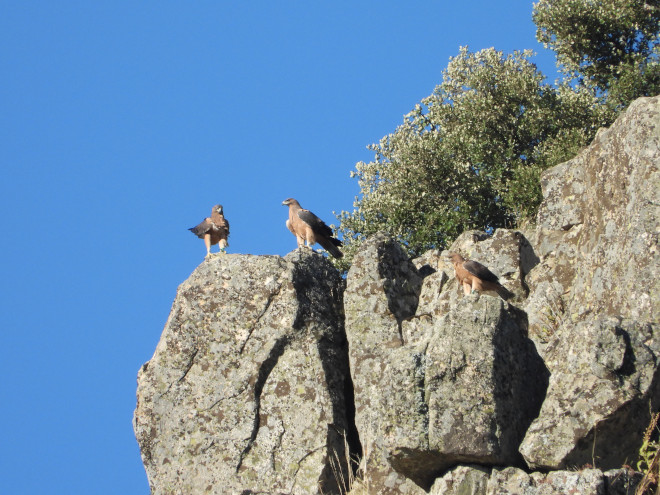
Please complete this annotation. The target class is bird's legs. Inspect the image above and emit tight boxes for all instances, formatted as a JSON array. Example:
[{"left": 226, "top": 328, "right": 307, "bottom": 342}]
[
  {"left": 463, "top": 281, "right": 472, "bottom": 295},
  {"left": 304, "top": 238, "right": 315, "bottom": 251},
  {"left": 204, "top": 234, "right": 212, "bottom": 258},
  {"left": 219, "top": 239, "right": 228, "bottom": 254}
]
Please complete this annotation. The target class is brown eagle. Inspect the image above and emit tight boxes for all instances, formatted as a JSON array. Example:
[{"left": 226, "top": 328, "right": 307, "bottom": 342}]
[
  {"left": 449, "top": 252, "right": 512, "bottom": 299},
  {"left": 282, "top": 198, "right": 343, "bottom": 258},
  {"left": 189, "top": 204, "right": 230, "bottom": 258}
]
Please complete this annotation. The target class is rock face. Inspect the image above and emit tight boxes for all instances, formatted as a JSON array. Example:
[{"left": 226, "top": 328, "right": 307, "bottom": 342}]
[
  {"left": 133, "top": 251, "right": 358, "bottom": 495},
  {"left": 526, "top": 95, "right": 659, "bottom": 343},
  {"left": 344, "top": 232, "right": 547, "bottom": 493},
  {"left": 520, "top": 95, "right": 660, "bottom": 471},
  {"left": 135, "top": 96, "right": 659, "bottom": 494},
  {"left": 429, "top": 465, "right": 642, "bottom": 495},
  {"left": 343, "top": 233, "right": 427, "bottom": 494}
]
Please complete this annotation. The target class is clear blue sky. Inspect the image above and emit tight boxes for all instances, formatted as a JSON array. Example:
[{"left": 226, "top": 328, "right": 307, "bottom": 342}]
[{"left": 0, "top": 2, "right": 558, "bottom": 493}]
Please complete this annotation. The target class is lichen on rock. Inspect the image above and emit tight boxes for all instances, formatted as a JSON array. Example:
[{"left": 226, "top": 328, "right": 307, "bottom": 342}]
[{"left": 135, "top": 96, "right": 660, "bottom": 495}]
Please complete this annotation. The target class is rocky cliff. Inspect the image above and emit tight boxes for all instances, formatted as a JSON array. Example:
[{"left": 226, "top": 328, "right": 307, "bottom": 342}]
[{"left": 134, "top": 96, "right": 659, "bottom": 494}]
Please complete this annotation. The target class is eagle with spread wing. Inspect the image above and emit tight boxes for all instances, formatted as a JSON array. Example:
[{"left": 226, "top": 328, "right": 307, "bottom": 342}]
[
  {"left": 282, "top": 198, "right": 343, "bottom": 258},
  {"left": 449, "top": 252, "right": 512, "bottom": 299},
  {"left": 189, "top": 204, "right": 230, "bottom": 258}
]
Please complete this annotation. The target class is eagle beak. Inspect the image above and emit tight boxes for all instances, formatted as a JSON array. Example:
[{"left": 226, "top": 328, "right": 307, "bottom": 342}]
[{"left": 282, "top": 200, "right": 288, "bottom": 206}]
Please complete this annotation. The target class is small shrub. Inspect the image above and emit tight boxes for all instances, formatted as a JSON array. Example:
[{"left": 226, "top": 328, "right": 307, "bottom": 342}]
[{"left": 636, "top": 412, "right": 660, "bottom": 495}]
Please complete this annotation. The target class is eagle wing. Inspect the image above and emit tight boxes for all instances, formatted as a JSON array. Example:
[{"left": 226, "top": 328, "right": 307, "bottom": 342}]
[
  {"left": 189, "top": 216, "right": 229, "bottom": 240},
  {"left": 297, "top": 209, "right": 343, "bottom": 258},
  {"left": 297, "top": 209, "right": 334, "bottom": 238},
  {"left": 463, "top": 260, "right": 500, "bottom": 283},
  {"left": 189, "top": 218, "right": 213, "bottom": 238}
]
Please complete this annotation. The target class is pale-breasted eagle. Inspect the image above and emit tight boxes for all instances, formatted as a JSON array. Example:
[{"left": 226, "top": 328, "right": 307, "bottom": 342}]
[{"left": 282, "top": 198, "right": 343, "bottom": 258}]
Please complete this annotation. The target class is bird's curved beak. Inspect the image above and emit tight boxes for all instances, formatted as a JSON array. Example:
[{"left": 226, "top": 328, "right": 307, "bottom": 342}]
[{"left": 282, "top": 200, "right": 288, "bottom": 206}]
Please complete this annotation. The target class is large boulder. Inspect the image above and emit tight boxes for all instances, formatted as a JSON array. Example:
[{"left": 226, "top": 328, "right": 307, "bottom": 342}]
[
  {"left": 429, "top": 465, "right": 641, "bottom": 495},
  {"left": 344, "top": 232, "right": 427, "bottom": 494},
  {"left": 133, "top": 251, "right": 357, "bottom": 495},
  {"left": 420, "top": 295, "right": 547, "bottom": 473},
  {"left": 345, "top": 232, "right": 547, "bottom": 493},
  {"left": 526, "top": 95, "right": 659, "bottom": 337},
  {"left": 520, "top": 95, "right": 660, "bottom": 470},
  {"left": 520, "top": 317, "right": 660, "bottom": 470}
]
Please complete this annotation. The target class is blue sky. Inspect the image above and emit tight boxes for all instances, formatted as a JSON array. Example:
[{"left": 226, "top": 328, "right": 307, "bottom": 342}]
[{"left": 0, "top": 2, "right": 558, "bottom": 493}]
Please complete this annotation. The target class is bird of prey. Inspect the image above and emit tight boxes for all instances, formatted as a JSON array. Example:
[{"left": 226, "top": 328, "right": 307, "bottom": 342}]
[
  {"left": 189, "top": 204, "right": 230, "bottom": 258},
  {"left": 449, "top": 252, "right": 512, "bottom": 299},
  {"left": 282, "top": 198, "right": 343, "bottom": 258}
]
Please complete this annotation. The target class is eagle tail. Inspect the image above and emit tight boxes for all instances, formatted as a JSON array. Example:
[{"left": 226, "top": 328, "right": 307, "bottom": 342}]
[
  {"left": 319, "top": 237, "right": 343, "bottom": 259},
  {"left": 495, "top": 284, "right": 514, "bottom": 300},
  {"left": 481, "top": 280, "right": 514, "bottom": 299}
]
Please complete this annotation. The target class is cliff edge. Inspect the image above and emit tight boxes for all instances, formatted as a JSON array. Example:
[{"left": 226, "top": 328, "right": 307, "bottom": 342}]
[{"left": 135, "top": 96, "right": 659, "bottom": 494}]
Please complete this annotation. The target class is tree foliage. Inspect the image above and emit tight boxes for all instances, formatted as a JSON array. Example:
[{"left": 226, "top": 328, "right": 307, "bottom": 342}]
[
  {"left": 533, "top": 0, "right": 660, "bottom": 109},
  {"left": 335, "top": 48, "right": 608, "bottom": 269},
  {"left": 334, "top": 1, "right": 658, "bottom": 269}
]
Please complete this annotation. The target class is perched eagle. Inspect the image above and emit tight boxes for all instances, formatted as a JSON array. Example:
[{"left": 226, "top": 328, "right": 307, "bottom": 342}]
[
  {"left": 189, "top": 204, "right": 230, "bottom": 258},
  {"left": 449, "top": 252, "right": 513, "bottom": 299},
  {"left": 282, "top": 198, "right": 343, "bottom": 259}
]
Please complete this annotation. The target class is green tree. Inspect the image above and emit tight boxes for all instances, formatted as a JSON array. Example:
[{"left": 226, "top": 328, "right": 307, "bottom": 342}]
[
  {"left": 533, "top": 0, "right": 660, "bottom": 109},
  {"left": 334, "top": 1, "right": 657, "bottom": 270},
  {"left": 335, "top": 47, "right": 607, "bottom": 270}
]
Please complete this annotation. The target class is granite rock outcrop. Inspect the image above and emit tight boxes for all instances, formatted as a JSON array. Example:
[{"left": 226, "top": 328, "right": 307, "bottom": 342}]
[
  {"left": 135, "top": 96, "right": 659, "bottom": 494},
  {"left": 134, "top": 251, "right": 358, "bottom": 494}
]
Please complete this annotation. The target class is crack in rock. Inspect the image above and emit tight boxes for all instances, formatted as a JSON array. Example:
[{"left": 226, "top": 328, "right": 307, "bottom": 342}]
[
  {"left": 239, "top": 285, "right": 282, "bottom": 355},
  {"left": 236, "top": 335, "right": 290, "bottom": 473},
  {"left": 159, "top": 347, "right": 199, "bottom": 398},
  {"left": 287, "top": 445, "right": 325, "bottom": 495},
  {"left": 201, "top": 383, "right": 250, "bottom": 412},
  {"left": 271, "top": 419, "right": 286, "bottom": 471},
  {"left": 177, "top": 348, "right": 199, "bottom": 383}
]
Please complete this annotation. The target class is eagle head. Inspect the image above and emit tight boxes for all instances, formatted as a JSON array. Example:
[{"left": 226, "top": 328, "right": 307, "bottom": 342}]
[
  {"left": 213, "top": 204, "right": 223, "bottom": 214},
  {"left": 448, "top": 252, "right": 464, "bottom": 265}
]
